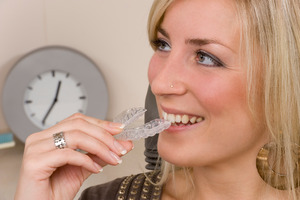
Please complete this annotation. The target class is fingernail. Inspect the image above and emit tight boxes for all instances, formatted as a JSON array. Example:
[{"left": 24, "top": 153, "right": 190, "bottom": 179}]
[
  {"left": 110, "top": 151, "right": 122, "bottom": 164},
  {"left": 94, "top": 162, "right": 103, "bottom": 172},
  {"left": 109, "top": 122, "right": 125, "bottom": 129},
  {"left": 114, "top": 140, "right": 127, "bottom": 155}
]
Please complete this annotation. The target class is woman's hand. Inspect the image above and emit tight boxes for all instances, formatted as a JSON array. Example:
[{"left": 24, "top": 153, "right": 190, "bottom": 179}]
[{"left": 15, "top": 113, "right": 133, "bottom": 200}]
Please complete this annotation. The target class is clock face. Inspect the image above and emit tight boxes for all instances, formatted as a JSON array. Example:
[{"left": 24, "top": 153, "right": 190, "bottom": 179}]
[
  {"left": 23, "top": 69, "right": 88, "bottom": 129},
  {"left": 3, "top": 46, "right": 109, "bottom": 142}
]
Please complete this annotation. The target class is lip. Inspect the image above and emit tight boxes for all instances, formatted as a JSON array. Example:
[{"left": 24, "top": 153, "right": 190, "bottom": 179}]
[
  {"left": 166, "top": 122, "right": 202, "bottom": 133},
  {"left": 160, "top": 105, "right": 202, "bottom": 117}
]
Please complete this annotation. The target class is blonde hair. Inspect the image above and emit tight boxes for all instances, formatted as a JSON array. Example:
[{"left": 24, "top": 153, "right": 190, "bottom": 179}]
[{"left": 147, "top": 0, "right": 300, "bottom": 199}]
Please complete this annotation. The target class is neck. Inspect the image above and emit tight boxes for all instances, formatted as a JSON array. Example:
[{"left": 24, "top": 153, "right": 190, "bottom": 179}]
[
  {"left": 163, "top": 157, "right": 287, "bottom": 200},
  {"left": 192, "top": 161, "right": 265, "bottom": 200}
]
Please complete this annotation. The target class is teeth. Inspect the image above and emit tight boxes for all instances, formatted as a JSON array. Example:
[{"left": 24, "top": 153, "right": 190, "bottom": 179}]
[
  {"left": 163, "top": 112, "right": 168, "bottom": 120},
  {"left": 167, "top": 114, "right": 175, "bottom": 123},
  {"left": 190, "top": 116, "right": 197, "bottom": 123},
  {"left": 175, "top": 115, "right": 181, "bottom": 123},
  {"left": 182, "top": 115, "right": 189, "bottom": 124},
  {"left": 197, "top": 117, "right": 204, "bottom": 123},
  {"left": 162, "top": 111, "right": 204, "bottom": 124}
]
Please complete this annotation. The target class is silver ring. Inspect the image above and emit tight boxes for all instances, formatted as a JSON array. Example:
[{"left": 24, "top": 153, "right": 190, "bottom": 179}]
[{"left": 53, "top": 132, "right": 67, "bottom": 149}]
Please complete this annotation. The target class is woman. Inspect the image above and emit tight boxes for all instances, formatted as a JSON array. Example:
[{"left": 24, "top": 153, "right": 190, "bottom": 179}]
[{"left": 15, "top": 0, "right": 300, "bottom": 199}]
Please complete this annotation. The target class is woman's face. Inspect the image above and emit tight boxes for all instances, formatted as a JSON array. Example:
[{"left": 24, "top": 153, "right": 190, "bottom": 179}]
[{"left": 148, "top": 0, "right": 267, "bottom": 167}]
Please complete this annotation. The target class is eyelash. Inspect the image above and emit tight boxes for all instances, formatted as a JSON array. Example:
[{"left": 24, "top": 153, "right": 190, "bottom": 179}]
[
  {"left": 151, "top": 38, "right": 225, "bottom": 67},
  {"left": 151, "top": 38, "right": 171, "bottom": 52},
  {"left": 195, "top": 50, "right": 224, "bottom": 67}
]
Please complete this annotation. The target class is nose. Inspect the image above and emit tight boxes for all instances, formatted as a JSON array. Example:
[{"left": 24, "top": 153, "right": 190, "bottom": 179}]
[{"left": 148, "top": 52, "right": 187, "bottom": 97}]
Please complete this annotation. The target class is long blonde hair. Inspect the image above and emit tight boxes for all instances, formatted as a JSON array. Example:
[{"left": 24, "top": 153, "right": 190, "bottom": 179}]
[{"left": 147, "top": 0, "right": 300, "bottom": 199}]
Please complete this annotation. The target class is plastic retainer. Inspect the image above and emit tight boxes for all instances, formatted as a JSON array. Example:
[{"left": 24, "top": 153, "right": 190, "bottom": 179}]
[{"left": 113, "top": 107, "right": 171, "bottom": 141}]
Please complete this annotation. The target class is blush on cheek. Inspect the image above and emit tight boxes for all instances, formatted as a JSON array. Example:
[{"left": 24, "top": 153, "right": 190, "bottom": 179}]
[
  {"left": 148, "top": 55, "right": 158, "bottom": 84},
  {"left": 148, "top": 54, "right": 165, "bottom": 87},
  {"left": 193, "top": 75, "right": 247, "bottom": 117}
]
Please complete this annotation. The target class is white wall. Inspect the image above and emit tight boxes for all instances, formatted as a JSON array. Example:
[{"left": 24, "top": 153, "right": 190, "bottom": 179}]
[{"left": 0, "top": 0, "right": 154, "bottom": 133}]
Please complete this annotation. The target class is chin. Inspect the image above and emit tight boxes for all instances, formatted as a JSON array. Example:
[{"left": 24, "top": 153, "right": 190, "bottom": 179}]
[{"left": 157, "top": 137, "right": 195, "bottom": 167}]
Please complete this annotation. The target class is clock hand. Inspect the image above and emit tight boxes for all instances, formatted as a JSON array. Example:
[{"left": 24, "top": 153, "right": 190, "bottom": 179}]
[{"left": 42, "top": 81, "right": 62, "bottom": 126}]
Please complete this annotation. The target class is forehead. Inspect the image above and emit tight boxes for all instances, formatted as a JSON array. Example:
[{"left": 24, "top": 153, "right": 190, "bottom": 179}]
[{"left": 161, "top": 0, "right": 240, "bottom": 51}]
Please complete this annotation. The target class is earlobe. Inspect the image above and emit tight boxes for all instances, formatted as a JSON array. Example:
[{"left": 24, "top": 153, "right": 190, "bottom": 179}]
[{"left": 256, "top": 142, "right": 300, "bottom": 190}]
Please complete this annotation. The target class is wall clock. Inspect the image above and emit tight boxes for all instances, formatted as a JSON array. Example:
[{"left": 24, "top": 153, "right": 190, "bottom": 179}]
[{"left": 2, "top": 46, "right": 109, "bottom": 142}]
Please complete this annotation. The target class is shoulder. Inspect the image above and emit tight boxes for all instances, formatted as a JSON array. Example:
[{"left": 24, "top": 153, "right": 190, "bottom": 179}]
[{"left": 79, "top": 171, "right": 162, "bottom": 200}]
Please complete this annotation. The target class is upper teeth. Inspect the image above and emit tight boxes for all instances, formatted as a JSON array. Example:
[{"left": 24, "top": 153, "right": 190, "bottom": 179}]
[{"left": 162, "top": 111, "right": 204, "bottom": 124}]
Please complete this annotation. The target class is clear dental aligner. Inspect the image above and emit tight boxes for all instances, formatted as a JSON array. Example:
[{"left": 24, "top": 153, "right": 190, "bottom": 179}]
[
  {"left": 113, "top": 107, "right": 147, "bottom": 127},
  {"left": 113, "top": 107, "right": 171, "bottom": 141}
]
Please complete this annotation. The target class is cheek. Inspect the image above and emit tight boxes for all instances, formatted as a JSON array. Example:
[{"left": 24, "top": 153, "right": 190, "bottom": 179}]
[
  {"left": 193, "top": 73, "right": 248, "bottom": 116},
  {"left": 147, "top": 54, "right": 159, "bottom": 84}
]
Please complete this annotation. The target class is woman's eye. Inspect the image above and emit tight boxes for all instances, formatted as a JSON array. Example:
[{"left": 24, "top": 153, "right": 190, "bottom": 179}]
[
  {"left": 196, "top": 51, "right": 223, "bottom": 67},
  {"left": 151, "top": 39, "right": 171, "bottom": 52}
]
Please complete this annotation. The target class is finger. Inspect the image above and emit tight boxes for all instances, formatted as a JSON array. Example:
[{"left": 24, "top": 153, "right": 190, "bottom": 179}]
[
  {"left": 27, "top": 130, "right": 123, "bottom": 166},
  {"left": 26, "top": 113, "right": 133, "bottom": 157},
  {"left": 87, "top": 139, "right": 134, "bottom": 167},
  {"left": 31, "top": 113, "right": 122, "bottom": 142},
  {"left": 51, "top": 119, "right": 130, "bottom": 156},
  {"left": 22, "top": 148, "right": 102, "bottom": 180},
  {"left": 50, "top": 149, "right": 103, "bottom": 174},
  {"left": 59, "top": 113, "right": 124, "bottom": 134},
  {"left": 87, "top": 144, "right": 134, "bottom": 170},
  {"left": 117, "top": 140, "right": 134, "bottom": 152},
  {"left": 44, "top": 117, "right": 122, "bottom": 140},
  {"left": 88, "top": 153, "right": 109, "bottom": 168},
  {"left": 63, "top": 130, "right": 123, "bottom": 165},
  {"left": 27, "top": 127, "right": 132, "bottom": 165},
  {"left": 28, "top": 121, "right": 121, "bottom": 154}
]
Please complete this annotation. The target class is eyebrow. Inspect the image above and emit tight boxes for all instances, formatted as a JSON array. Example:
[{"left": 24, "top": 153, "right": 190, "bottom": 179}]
[
  {"left": 157, "top": 27, "right": 170, "bottom": 39},
  {"left": 185, "top": 38, "right": 223, "bottom": 46},
  {"left": 157, "top": 27, "right": 235, "bottom": 52}
]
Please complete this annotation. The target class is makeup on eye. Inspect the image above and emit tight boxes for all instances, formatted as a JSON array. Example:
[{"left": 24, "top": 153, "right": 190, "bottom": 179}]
[
  {"left": 151, "top": 35, "right": 226, "bottom": 68},
  {"left": 151, "top": 38, "right": 171, "bottom": 52},
  {"left": 196, "top": 50, "right": 225, "bottom": 67}
]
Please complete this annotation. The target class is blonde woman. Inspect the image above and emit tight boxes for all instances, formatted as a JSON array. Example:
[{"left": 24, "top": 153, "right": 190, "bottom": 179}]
[{"left": 15, "top": 0, "right": 300, "bottom": 199}]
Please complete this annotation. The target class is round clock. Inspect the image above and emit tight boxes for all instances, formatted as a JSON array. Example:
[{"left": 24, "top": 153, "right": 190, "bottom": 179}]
[{"left": 2, "top": 46, "right": 109, "bottom": 142}]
